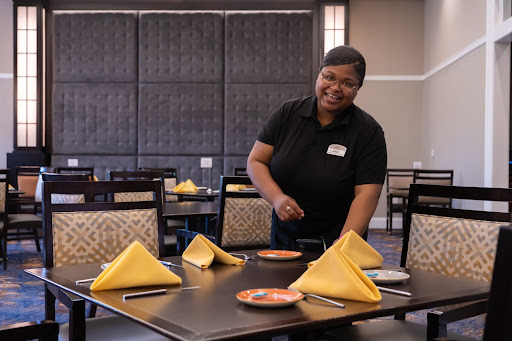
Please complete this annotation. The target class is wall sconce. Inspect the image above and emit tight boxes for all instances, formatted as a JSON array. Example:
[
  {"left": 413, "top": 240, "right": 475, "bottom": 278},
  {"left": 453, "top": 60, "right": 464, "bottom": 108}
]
[
  {"left": 14, "top": 0, "right": 44, "bottom": 149},
  {"left": 322, "top": 3, "right": 348, "bottom": 56}
]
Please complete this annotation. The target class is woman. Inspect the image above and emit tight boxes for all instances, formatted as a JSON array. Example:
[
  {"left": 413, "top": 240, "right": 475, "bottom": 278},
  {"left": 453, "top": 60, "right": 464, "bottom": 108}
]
[{"left": 247, "top": 45, "right": 387, "bottom": 252}]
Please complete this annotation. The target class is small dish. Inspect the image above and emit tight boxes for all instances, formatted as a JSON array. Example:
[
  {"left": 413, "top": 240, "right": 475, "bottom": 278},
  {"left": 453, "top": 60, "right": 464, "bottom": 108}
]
[
  {"left": 257, "top": 250, "right": 302, "bottom": 261},
  {"left": 236, "top": 288, "right": 304, "bottom": 308},
  {"left": 364, "top": 270, "right": 410, "bottom": 284}
]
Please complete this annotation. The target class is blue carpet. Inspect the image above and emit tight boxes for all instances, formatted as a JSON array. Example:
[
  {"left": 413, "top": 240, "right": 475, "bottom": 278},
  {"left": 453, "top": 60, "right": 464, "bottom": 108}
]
[{"left": 0, "top": 230, "right": 484, "bottom": 340}]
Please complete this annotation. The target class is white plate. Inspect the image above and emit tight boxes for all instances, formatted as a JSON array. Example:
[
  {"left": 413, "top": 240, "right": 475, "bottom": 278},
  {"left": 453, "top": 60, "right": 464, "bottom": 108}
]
[
  {"left": 196, "top": 186, "right": 207, "bottom": 190},
  {"left": 257, "top": 250, "right": 302, "bottom": 261},
  {"left": 364, "top": 270, "right": 410, "bottom": 284}
]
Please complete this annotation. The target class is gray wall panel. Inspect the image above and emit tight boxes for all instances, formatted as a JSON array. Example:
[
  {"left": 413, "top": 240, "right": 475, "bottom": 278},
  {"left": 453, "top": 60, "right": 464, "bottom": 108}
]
[
  {"left": 53, "top": 12, "right": 138, "bottom": 82},
  {"left": 138, "top": 83, "right": 224, "bottom": 155},
  {"left": 52, "top": 83, "right": 138, "bottom": 154},
  {"left": 224, "top": 84, "right": 311, "bottom": 155},
  {"left": 139, "top": 12, "right": 224, "bottom": 82},
  {"left": 225, "top": 11, "right": 313, "bottom": 83},
  {"left": 51, "top": 155, "right": 138, "bottom": 180}
]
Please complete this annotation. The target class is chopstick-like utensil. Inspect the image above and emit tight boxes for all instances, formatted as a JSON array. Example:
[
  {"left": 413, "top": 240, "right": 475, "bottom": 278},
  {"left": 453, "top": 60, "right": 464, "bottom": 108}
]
[
  {"left": 123, "top": 286, "right": 201, "bottom": 301},
  {"left": 160, "top": 260, "right": 184, "bottom": 268},
  {"left": 376, "top": 286, "right": 412, "bottom": 297},
  {"left": 76, "top": 278, "right": 97, "bottom": 285}
]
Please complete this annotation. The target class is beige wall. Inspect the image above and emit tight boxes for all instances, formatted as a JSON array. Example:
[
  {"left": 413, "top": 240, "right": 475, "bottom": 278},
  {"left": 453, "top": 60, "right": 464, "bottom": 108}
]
[
  {"left": 350, "top": 0, "right": 424, "bottom": 220},
  {"left": 0, "top": 0, "right": 13, "bottom": 169}
]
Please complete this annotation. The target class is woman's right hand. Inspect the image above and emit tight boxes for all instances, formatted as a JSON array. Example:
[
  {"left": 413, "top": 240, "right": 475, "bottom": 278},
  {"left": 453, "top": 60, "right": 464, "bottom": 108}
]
[{"left": 273, "top": 194, "right": 304, "bottom": 222}]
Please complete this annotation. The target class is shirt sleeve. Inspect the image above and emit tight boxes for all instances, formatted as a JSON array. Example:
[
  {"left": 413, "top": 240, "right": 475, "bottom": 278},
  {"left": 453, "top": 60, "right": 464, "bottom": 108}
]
[
  {"left": 354, "top": 125, "right": 387, "bottom": 186},
  {"left": 256, "top": 104, "right": 283, "bottom": 147}
]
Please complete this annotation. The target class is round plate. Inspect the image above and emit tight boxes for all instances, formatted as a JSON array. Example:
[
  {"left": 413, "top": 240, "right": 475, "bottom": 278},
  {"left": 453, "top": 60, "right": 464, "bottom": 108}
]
[
  {"left": 236, "top": 288, "right": 304, "bottom": 308},
  {"left": 257, "top": 250, "right": 302, "bottom": 261},
  {"left": 101, "top": 262, "right": 112, "bottom": 270},
  {"left": 364, "top": 270, "right": 410, "bottom": 284}
]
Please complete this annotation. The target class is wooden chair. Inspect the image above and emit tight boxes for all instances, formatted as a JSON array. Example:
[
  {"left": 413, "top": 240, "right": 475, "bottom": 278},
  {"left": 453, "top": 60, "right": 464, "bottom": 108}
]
[
  {"left": 0, "top": 320, "right": 59, "bottom": 341},
  {"left": 176, "top": 175, "right": 272, "bottom": 254},
  {"left": 42, "top": 179, "right": 169, "bottom": 341},
  {"left": 13, "top": 166, "right": 42, "bottom": 215},
  {"left": 320, "top": 183, "right": 512, "bottom": 341},
  {"left": 386, "top": 169, "right": 414, "bottom": 235},
  {"left": 41, "top": 173, "right": 92, "bottom": 203},
  {"left": 413, "top": 169, "right": 454, "bottom": 208},
  {"left": 234, "top": 167, "right": 247, "bottom": 176},
  {"left": 139, "top": 167, "right": 179, "bottom": 203},
  {"left": 0, "top": 169, "right": 43, "bottom": 270},
  {"left": 55, "top": 167, "right": 95, "bottom": 178}
]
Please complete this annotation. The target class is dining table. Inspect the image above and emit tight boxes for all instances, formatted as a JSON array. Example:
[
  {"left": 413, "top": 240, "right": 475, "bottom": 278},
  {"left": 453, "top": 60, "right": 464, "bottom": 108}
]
[
  {"left": 165, "top": 189, "right": 219, "bottom": 202},
  {"left": 25, "top": 250, "right": 490, "bottom": 341}
]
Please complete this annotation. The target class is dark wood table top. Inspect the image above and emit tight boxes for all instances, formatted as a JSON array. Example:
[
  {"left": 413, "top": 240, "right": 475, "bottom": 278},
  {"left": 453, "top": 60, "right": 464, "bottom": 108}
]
[
  {"left": 25, "top": 251, "right": 490, "bottom": 341},
  {"left": 163, "top": 202, "right": 218, "bottom": 218}
]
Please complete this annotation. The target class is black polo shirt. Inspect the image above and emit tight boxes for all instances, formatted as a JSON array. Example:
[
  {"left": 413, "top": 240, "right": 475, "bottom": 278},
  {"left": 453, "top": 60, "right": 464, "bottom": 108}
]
[{"left": 257, "top": 96, "right": 387, "bottom": 250}]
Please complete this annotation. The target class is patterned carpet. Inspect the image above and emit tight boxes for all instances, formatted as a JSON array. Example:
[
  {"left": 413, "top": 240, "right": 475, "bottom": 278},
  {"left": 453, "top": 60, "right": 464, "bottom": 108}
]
[{"left": 0, "top": 229, "right": 484, "bottom": 340}]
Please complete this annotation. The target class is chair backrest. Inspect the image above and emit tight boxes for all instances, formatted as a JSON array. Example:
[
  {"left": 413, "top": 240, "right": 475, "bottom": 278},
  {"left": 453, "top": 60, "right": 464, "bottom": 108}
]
[
  {"left": 215, "top": 176, "right": 272, "bottom": 249},
  {"left": 482, "top": 224, "right": 512, "bottom": 341},
  {"left": 41, "top": 173, "right": 92, "bottom": 203},
  {"left": 108, "top": 170, "right": 164, "bottom": 202},
  {"left": 0, "top": 169, "right": 8, "bottom": 214},
  {"left": 413, "top": 169, "right": 453, "bottom": 205},
  {"left": 386, "top": 168, "right": 414, "bottom": 197},
  {"left": 402, "top": 183, "right": 512, "bottom": 282},
  {"left": 16, "top": 166, "right": 41, "bottom": 198},
  {"left": 42, "top": 180, "right": 165, "bottom": 267},
  {"left": 234, "top": 168, "right": 247, "bottom": 176},
  {"left": 139, "top": 168, "right": 179, "bottom": 202},
  {"left": 0, "top": 320, "right": 59, "bottom": 341}
]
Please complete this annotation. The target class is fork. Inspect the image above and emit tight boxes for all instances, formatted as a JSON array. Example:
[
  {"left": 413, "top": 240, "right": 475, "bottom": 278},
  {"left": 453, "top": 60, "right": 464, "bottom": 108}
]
[
  {"left": 228, "top": 253, "right": 256, "bottom": 260},
  {"left": 288, "top": 288, "right": 345, "bottom": 308}
]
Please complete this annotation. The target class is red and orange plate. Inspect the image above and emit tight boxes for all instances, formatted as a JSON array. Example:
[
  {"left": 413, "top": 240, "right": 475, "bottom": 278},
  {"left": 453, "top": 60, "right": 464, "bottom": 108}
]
[
  {"left": 236, "top": 288, "right": 304, "bottom": 308},
  {"left": 257, "top": 250, "right": 302, "bottom": 261}
]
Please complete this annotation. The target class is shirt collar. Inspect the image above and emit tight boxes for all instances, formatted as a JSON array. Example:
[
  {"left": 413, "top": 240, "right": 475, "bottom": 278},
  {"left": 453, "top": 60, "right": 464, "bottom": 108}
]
[{"left": 301, "top": 97, "right": 354, "bottom": 129}]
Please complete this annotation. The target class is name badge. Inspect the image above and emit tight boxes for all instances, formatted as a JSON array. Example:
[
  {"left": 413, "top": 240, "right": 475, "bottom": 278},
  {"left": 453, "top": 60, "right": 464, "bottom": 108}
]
[{"left": 327, "top": 144, "right": 347, "bottom": 157}]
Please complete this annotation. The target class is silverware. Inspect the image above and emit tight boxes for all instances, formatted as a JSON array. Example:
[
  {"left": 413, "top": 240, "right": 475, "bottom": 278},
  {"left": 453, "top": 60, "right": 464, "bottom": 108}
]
[
  {"left": 160, "top": 260, "right": 184, "bottom": 268},
  {"left": 122, "top": 286, "right": 201, "bottom": 301},
  {"left": 289, "top": 288, "right": 345, "bottom": 308},
  {"left": 228, "top": 253, "right": 255, "bottom": 260},
  {"left": 376, "top": 286, "right": 412, "bottom": 297},
  {"left": 76, "top": 278, "right": 97, "bottom": 285}
]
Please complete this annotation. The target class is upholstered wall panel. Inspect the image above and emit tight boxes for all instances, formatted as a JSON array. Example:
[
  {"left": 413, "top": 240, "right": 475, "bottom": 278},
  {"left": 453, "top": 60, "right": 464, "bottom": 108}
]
[
  {"left": 223, "top": 156, "right": 249, "bottom": 176},
  {"left": 224, "top": 84, "right": 312, "bottom": 155},
  {"left": 138, "top": 83, "right": 224, "bottom": 155},
  {"left": 53, "top": 84, "right": 138, "bottom": 154},
  {"left": 139, "top": 156, "right": 223, "bottom": 188},
  {"left": 51, "top": 155, "right": 138, "bottom": 180},
  {"left": 225, "top": 11, "right": 313, "bottom": 83},
  {"left": 53, "top": 12, "right": 138, "bottom": 82},
  {"left": 139, "top": 12, "right": 224, "bottom": 82}
]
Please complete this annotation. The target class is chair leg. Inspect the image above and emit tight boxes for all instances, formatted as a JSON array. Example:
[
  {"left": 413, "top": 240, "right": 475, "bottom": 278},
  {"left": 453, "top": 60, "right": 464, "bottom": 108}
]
[
  {"left": 33, "top": 228, "right": 41, "bottom": 252},
  {"left": 388, "top": 196, "right": 393, "bottom": 235}
]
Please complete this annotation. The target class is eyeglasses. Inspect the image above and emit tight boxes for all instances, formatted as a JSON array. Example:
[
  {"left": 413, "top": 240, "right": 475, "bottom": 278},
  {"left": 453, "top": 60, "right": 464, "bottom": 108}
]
[{"left": 319, "top": 73, "right": 358, "bottom": 92}]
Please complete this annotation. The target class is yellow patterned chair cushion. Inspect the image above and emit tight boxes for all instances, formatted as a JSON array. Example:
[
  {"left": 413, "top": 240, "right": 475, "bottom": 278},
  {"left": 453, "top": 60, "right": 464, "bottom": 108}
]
[
  {"left": 221, "top": 197, "right": 272, "bottom": 248},
  {"left": 51, "top": 194, "right": 85, "bottom": 204},
  {"left": 0, "top": 182, "right": 5, "bottom": 213},
  {"left": 52, "top": 208, "right": 159, "bottom": 267},
  {"left": 114, "top": 191, "right": 154, "bottom": 202},
  {"left": 406, "top": 213, "right": 501, "bottom": 282},
  {"left": 164, "top": 178, "right": 178, "bottom": 202}
]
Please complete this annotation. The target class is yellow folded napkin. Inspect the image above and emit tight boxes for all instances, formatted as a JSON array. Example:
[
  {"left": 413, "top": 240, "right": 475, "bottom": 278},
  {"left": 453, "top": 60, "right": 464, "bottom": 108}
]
[
  {"left": 226, "top": 184, "right": 243, "bottom": 191},
  {"left": 92, "top": 175, "right": 99, "bottom": 181},
  {"left": 308, "top": 230, "right": 383, "bottom": 270},
  {"left": 289, "top": 242, "right": 382, "bottom": 303},
  {"left": 90, "top": 241, "right": 182, "bottom": 291},
  {"left": 8, "top": 184, "right": 14, "bottom": 189},
  {"left": 182, "top": 234, "right": 245, "bottom": 268},
  {"left": 173, "top": 179, "right": 198, "bottom": 193}
]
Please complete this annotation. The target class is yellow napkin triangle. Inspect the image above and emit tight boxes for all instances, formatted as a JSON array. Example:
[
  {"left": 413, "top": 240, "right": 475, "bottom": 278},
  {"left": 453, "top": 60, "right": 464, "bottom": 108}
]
[
  {"left": 289, "top": 243, "right": 382, "bottom": 303},
  {"left": 8, "top": 184, "right": 14, "bottom": 189},
  {"left": 182, "top": 234, "right": 245, "bottom": 268},
  {"left": 308, "top": 230, "right": 383, "bottom": 269},
  {"left": 173, "top": 179, "right": 198, "bottom": 193},
  {"left": 90, "top": 241, "right": 182, "bottom": 291}
]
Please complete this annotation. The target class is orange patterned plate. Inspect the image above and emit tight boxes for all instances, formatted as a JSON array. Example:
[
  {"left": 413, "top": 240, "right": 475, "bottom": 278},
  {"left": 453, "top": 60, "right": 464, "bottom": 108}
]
[
  {"left": 257, "top": 250, "right": 302, "bottom": 261},
  {"left": 236, "top": 288, "right": 304, "bottom": 308}
]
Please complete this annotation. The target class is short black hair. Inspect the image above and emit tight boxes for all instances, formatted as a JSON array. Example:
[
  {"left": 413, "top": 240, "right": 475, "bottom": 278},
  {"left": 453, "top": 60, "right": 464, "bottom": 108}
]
[{"left": 320, "top": 45, "right": 366, "bottom": 87}]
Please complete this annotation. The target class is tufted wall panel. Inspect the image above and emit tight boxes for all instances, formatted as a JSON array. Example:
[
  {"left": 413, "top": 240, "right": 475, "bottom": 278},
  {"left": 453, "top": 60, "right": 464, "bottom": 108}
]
[
  {"left": 138, "top": 84, "right": 224, "bottom": 155},
  {"left": 138, "top": 156, "right": 223, "bottom": 189},
  {"left": 51, "top": 10, "right": 313, "bottom": 188},
  {"left": 139, "top": 12, "right": 224, "bottom": 83},
  {"left": 224, "top": 84, "right": 311, "bottom": 155},
  {"left": 225, "top": 11, "right": 312, "bottom": 83},
  {"left": 53, "top": 12, "right": 138, "bottom": 82},
  {"left": 51, "top": 155, "right": 138, "bottom": 180},
  {"left": 52, "top": 84, "right": 138, "bottom": 155}
]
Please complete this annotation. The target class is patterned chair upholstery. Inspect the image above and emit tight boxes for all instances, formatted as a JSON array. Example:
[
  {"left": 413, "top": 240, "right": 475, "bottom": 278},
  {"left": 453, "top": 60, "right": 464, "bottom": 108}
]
[
  {"left": 42, "top": 179, "right": 168, "bottom": 341},
  {"left": 320, "top": 183, "right": 512, "bottom": 341},
  {"left": 176, "top": 175, "right": 272, "bottom": 253},
  {"left": 108, "top": 170, "right": 164, "bottom": 203}
]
